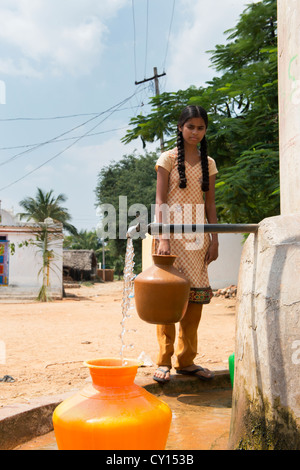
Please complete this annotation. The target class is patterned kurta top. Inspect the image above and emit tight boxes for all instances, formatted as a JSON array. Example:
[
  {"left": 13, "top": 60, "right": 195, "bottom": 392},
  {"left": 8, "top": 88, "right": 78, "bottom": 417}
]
[{"left": 154, "top": 147, "right": 218, "bottom": 304}]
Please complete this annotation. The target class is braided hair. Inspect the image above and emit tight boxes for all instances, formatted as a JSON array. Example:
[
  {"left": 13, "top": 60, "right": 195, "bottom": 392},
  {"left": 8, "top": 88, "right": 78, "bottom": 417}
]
[{"left": 177, "top": 105, "right": 210, "bottom": 192}]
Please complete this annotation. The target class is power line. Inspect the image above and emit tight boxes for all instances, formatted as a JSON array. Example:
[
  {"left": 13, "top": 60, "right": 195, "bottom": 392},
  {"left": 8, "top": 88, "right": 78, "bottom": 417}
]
[
  {"left": 144, "top": 0, "right": 149, "bottom": 78},
  {"left": 0, "top": 112, "right": 101, "bottom": 122},
  {"left": 0, "top": 102, "right": 144, "bottom": 168},
  {"left": 0, "top": 89, "right": 147, "bottom": 192},
  {"left": 0, "top": 114, "right": 105, "bottom": 168},
  {"left": 132, "top": 0, "right": 137, "bottom": 83},
  {"left": 0, "top": 111, "right": 120, "bottom": 191},
  {"left": 163, "top": 0, "right": 176, "bottom": 72},
  {"left": 135, "top": 67, "right": 166, "bottom": 150},
  {"left": 132, "top": 0, "right": 175, "bottom": 87},
  {"left": 135, "top": 68, "right": 166, "bottom": 86},
  {"left": 0, "top": 126, "right": 129, "bottom": 152},
  {"left": 0, "top": 104, "right": 141, "bottom": 124}
]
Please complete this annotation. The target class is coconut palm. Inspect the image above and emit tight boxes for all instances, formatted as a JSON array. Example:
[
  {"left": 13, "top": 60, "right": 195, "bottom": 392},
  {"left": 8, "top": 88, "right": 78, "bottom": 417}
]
[
  {"left": 19, "top": 188, "right": 78, "bottom": 235},
  {"left": 19, "top": 188, "right": 78, "bottom": 301}
]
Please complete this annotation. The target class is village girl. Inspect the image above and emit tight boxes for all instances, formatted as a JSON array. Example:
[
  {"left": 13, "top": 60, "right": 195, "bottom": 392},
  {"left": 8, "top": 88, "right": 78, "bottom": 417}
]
[{"left": 153, "top": 105, "right": 219, "bottom": 383}]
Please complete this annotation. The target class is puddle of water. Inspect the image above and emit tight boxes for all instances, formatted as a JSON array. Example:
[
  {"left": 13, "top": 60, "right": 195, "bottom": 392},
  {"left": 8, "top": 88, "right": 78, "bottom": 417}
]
[
  {"left": 14, "top": 389, "right": 232, "bottom": 450},
  {"left": 165, "top": 389, "right": 232, "bottom": 450}
]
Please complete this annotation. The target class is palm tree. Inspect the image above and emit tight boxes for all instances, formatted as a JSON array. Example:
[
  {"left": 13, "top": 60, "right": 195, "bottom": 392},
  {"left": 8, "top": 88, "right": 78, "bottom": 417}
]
[
  {"left": 19, "top": 188, "right": 78, "bottom": 235},
  {"left": 64, "top": 229, "right": 102, "bottom": 258},
  {"left": 19, "top": 188, "right": 78, "bottom": 301}
]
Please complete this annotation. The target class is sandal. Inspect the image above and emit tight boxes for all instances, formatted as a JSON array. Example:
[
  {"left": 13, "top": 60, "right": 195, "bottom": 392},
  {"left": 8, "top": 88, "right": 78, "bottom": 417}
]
[
  {"left": 153, "top": 367, "right": 171, "bottom": 384},
  {"left": 0, "top": 375, "right": 15, "bottom": 383},
  {"left": 176, "top": 365, "right": 214, "bottom": 381}
]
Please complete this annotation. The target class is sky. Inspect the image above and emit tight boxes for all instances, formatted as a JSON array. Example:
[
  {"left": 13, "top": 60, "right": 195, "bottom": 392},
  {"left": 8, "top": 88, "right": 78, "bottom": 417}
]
[{"left": 0, "top": 0, "right": 258, "bottom": 232}]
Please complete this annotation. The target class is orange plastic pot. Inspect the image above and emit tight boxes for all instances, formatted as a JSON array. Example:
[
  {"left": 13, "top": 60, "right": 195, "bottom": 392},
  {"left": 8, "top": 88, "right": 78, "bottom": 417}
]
[
  {"left": 134, "top": 255, "right": 190, "bottom": 324},
  {"left": 52, "top": 358, "right": 172, "bottom": 450}
]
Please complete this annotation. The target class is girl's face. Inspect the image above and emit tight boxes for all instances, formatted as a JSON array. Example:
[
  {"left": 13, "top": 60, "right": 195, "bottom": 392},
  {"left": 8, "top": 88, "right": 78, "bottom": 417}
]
[{"left": 179, "top": 117, "right": 207, "bottom": 147}]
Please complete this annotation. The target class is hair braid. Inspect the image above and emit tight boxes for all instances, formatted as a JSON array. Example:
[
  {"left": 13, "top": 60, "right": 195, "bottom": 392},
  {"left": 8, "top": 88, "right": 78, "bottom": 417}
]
[
  {"left": 176, "top": 105, "right": 210, "bottom": 192},
  {"left": 200, "top": 136, "right": 209, "bottom": 192},
  {"left": 177, "top": 127, "right": 187, "bottom": 189}
]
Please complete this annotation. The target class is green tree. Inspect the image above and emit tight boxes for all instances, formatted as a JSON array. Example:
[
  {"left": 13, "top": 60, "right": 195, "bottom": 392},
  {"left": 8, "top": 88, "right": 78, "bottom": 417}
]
[
  {"left": 19, "top": 188, "right": 77, "bottom": 301},
  {"left": 121, "top": 0, "right": 279, "bottom": 224},
  {"left": 64, "top": 229, "right": 115, "bottom": 271},
  {"left": 19, "top": 188, "right": 77, "bottom": 235},
  {"left": 121, "top": 88, "right": 200, "bottom": 150},
  {"left": 64, "top": 230, "right": 102, "bottom": 256},
  {"left": 113, "top": 254, "right": 125, "bottom": 280},
  {"left": 95, "top": 151, "right": 157, "bottom": 271},
  {"left": 33, "top": 222, "right": 63, "bottom": 302},
  {"left": 216, "top": 148, "right": 279, "bottom": 224}
]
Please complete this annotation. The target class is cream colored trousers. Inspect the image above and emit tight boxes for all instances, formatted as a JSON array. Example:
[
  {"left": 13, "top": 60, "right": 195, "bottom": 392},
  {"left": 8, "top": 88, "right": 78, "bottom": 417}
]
[{"left": 156, "top": 303, "right": 203, "bottom": 370}]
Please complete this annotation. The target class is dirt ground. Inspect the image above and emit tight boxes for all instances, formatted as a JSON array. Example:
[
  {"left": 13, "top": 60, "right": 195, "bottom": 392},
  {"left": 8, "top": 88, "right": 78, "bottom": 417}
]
[{"left": 0, "top": 281, "right": 236, "bottom": 407}]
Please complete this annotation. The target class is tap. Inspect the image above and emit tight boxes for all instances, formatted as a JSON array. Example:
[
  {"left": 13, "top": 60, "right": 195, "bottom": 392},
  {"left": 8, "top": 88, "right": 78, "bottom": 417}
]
[{"left": 126, "top": 223, "right": 148, "bottom": 239}]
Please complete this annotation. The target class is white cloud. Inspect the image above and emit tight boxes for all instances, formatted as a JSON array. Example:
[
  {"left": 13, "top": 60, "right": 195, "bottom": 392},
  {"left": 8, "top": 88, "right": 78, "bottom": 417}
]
[
  {"left": 166, "top": 0, "right": 258, "bottom": 90},
  {"left": 21, "top": 163, "right": 56, "bottom": 189},
  {"left": 0, "top": 0, "right": 129, "bottom": 77},
  {"left": 63, "top": 129, "right": 151, "bottom": 177},
  {"left": 0, "top": 58, "right": 43, "bottom": 78}
]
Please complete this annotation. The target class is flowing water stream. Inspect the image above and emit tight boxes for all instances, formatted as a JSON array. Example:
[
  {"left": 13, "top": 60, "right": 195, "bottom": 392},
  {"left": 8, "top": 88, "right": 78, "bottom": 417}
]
[{"left": 120, "top": 238, "right": 136, "bottom": 364}]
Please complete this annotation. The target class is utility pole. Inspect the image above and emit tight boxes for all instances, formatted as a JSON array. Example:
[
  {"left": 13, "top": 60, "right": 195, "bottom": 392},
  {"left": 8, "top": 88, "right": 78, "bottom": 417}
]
[
  {"left": 135, "top": 67, "right": 166, "bottom": 151},
  {"left": 102, "top": 239, "right": 105, "bottom": 282}
]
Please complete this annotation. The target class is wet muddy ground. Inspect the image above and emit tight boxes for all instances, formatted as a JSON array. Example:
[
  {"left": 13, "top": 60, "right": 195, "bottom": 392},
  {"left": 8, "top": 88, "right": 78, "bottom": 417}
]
[{"left": 15, "top": 388, "right": 232, "bottom": 450}]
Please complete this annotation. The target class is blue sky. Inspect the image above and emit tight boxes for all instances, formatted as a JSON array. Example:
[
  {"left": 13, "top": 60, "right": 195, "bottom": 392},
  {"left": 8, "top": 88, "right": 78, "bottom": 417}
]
[{"left": 0, "top": 0, "right": 257, "bottom": 232}]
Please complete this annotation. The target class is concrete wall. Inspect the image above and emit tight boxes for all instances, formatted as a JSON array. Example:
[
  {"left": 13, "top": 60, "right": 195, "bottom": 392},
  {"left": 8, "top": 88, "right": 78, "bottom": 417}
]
[
  {"left": 229, "top": 215, "right": 300, "bottom": 449},
  {"left": 5, "top": 233, "right": 62, "bottom": 299},
  {"left": 228, "top": 1, "right": 300, "bottom": 449},
  {"left": 278, "top": 0, "right": 300, "bottom": 215},
  {"left": 207, "top": 233, "right": 244, "bottom": 289}
]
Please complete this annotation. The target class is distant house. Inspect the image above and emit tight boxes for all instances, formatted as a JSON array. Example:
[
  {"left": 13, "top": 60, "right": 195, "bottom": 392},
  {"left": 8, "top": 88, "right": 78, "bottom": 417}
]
[
  {"left": 63, "top": 250, "right": 98, "bottom": 281},
  {"left": 0, "top": 208, "right": 63, "bottom": 301}
]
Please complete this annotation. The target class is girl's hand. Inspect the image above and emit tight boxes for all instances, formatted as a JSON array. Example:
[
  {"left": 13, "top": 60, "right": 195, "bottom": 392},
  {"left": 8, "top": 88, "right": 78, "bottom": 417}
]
[
  {"left": 157, "top": 239, "right": 171, "bottom": 255},
  {"left": 205, "top": 240, "right": 219, "bottom": 265}
]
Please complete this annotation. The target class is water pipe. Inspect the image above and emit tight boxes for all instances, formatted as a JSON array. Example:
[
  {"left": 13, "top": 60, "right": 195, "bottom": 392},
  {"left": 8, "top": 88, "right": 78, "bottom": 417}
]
[{"left": 126, "top": 222, "right": 259, "bottom": 238}]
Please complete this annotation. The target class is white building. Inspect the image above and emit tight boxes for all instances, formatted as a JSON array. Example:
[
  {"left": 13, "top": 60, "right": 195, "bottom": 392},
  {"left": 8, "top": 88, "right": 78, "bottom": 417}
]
[
  {"left": 0, "top": 209, "right": 63, "bottom": 301},
  {"left": 142, "top": 232, "right": 244, "bottom": 289}
]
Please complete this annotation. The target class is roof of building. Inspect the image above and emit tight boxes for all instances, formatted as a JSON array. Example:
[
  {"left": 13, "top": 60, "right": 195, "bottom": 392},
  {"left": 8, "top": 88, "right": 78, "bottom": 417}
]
[{"left": 63, "top": 250, "right": 98, "bottom": 271}]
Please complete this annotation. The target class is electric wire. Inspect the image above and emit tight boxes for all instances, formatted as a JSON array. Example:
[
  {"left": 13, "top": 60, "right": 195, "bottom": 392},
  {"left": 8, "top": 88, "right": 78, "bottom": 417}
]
[
  {"left": 0, "top": 102, "right": 127, "bottom": 191},
  {"left": 144, "top": 0, "right": 149, "bottom": 79},
  {"left": 0, "top": 112, "right": 101, "bottom": 122},
  {"left": 0, "top": 112, "right": 106, "bottom": 168},
  {"left": 131, "top": 0, "right": 137, "bottom": 83},
  {"left": 163, "top": 0, "right": 176, "bottom": 73},
  {"left": 0, "top": 89, "right": 147, "bottom": 192},
  {"left": 0, "top": 105, "right": 141, "bottom": 128},
  {"left": 0, "top": 103, "right": 142, "bottom": 168},
  {"left": 0, "top": 0, "right": 174, "bottom": 175},
  {"left": 132, "top": 0, "right": 175, "bottom": 96},
  {"left": 0, "top": 126, "right": 129, "bottom": 152}
]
